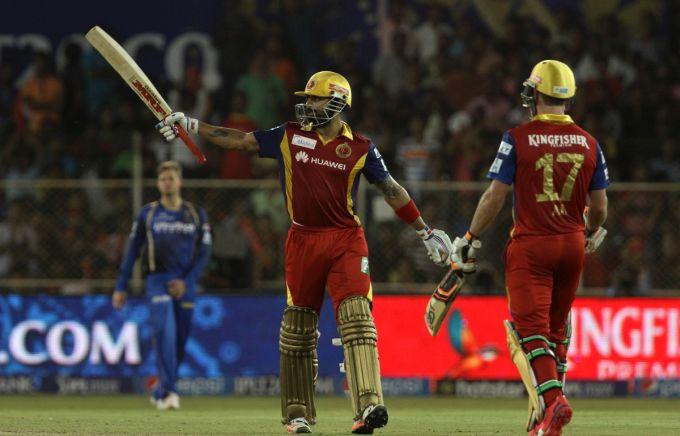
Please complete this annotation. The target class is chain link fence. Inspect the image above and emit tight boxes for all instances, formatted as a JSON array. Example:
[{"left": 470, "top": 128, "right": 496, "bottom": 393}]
[{"left": 0, "top": 179, "right": 678, "bottom": 296}]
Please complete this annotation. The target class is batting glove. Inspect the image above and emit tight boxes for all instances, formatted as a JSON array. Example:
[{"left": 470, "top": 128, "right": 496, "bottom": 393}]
[
  {"left": 417, "top": 226, "right": 453, "bottom": 267},
  {"left": 451, "top": 231, "right": 482, "bottom": 274},
  {"left": 583, "top": 207, "right": 607, "bottom": 254},
  {"left": 585, "top": 227, "right": 607, "bottom": 253},
  {"left": 155, "top": 112, "right": 199, "bottom": 142}
]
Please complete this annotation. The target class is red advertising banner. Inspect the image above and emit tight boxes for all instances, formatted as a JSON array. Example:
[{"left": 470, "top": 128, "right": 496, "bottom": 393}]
[{"left": 373, "top": 296, "right": 680, "bottom": 381}]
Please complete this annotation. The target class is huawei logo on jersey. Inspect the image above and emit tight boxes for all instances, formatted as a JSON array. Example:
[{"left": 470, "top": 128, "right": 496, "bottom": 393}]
[{"left": 295, "top": 151, "right": 309, "bottom": 163}]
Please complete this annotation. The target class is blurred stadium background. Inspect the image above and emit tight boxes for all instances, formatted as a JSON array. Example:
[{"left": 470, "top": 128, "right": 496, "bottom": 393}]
[{"left": 0, "top": 0, "right": 678, "bottom": 429}]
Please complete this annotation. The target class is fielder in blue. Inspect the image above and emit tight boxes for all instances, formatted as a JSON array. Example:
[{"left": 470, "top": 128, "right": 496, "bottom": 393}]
[{"left": 112, "top": 161, "right": 211, "bottom": 410}]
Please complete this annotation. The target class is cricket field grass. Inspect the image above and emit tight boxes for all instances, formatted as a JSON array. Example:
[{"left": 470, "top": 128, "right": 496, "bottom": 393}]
[{"left": 0, "top": 395, "right": 677, "bottom": 435}]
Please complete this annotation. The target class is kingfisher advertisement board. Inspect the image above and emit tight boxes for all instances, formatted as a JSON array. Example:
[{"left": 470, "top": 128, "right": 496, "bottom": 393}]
[{"left": 0, "top": 295, "right": 677, "bottom": 395}]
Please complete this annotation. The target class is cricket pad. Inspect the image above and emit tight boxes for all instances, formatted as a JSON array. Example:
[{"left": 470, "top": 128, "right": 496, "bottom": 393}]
[
  {"left": 279, "top": 306, "right": 318, "bottom": 424},
  {"left": 337, "top": 297, "right": 383, "bottom": 419}
]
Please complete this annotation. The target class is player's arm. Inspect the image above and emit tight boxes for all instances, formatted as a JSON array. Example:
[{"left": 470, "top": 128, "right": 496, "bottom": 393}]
[
  {"left": 183, "top": 209, "right": 212, "bottom": 288},
  {"left": 112, "top": 211, "right": 146, "bottom": 309},
  {"left": 586, "top": 189, "right": 607, "bottom": 231},
  {"left": 156, "top": 112, "right": 260, "bottom": 153},
  {"left": 452, "top": 132, "right": 516, "bottom": 273},
  {"left": 584, "top": 143, "right": 610, "bottom": 253},
  {"left": 469, "top": 180, "right": 512, "bottom": 237},
  {"left": 364, "top": 144, "right": 452, "bottom": 266},
  {"left": 375, "top": 176, "right": 427, "bottom": 230}
]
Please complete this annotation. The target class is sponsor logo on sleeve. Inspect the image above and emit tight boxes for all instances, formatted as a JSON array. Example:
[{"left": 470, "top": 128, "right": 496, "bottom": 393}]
[
  {"left": 498, "top": 141, "right": 513, "bottom": 155},
  {"left": 292, "top": 134, "right": 317, "bottom": 150},
  {"left": 361, "top": 257, "right": 370, "bottom": 274},
  {"left": 490, "top": 158, "right": 503, "bottom": 173}
]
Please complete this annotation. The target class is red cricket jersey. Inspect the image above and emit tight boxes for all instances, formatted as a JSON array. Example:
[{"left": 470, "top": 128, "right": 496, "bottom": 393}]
[
  {"left": 254, "top": 122, "right": 390, "bottom": 227},
  {"left": 487, "top": 114, "right": 609, "bottom": 237}
]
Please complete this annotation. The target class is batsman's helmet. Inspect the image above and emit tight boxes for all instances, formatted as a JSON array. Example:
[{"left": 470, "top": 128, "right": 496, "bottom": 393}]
[
  {"left": 294, "top": 71, "right": 351, "bottom": 127},
  {"left": 521, "top": 60, "right": 576, "bottom": 117}
]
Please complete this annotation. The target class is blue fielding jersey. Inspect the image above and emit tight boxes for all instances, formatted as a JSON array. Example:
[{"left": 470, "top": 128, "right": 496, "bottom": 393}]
[{"left": 115, "top": 201, "right": 212, "bottom": 293}]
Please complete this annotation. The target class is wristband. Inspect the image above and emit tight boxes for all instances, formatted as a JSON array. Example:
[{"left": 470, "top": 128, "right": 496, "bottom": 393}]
[
  {"left": 187, "top": 117, "right": 199, "bottom": 134},
  {"left": 415, "top": 225, "right": 432, "bottom": 240},
  {"left": 395, "top": 199, "right": 421, "bottom": 224},
  {"left": 466, "top": 231, "right": 479, "bottom": 241}
]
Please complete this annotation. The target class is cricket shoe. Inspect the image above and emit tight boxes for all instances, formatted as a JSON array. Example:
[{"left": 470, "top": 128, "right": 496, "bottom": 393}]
[
  {"left": 156, "top": 392, "right": 180, "bottom": 411},
  {"left": 351, "top": 404, "right": 388, "bottom": 434},
  {"left": 286, "top": 417, "right": 312, "bottom": 433},
  {"left": 529, "top": 395, "right": 572, "bottom": 436}
]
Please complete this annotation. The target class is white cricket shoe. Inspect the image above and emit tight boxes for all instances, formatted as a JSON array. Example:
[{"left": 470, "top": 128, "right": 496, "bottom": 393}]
[
  {"left": 286, "top": 417, "right": 311, "bottom": 433},
  {"left": 156, "top": 392, "right": 180, "bottom": 410}
]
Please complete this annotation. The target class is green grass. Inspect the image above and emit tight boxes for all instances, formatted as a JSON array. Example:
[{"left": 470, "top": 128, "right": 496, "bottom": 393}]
[{"left": 0, "top": 395, "right": 677, "bottom": 435}]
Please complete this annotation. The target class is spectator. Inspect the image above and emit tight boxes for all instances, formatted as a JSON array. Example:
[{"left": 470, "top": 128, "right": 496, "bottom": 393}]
[
  {"left": 218, "top": 92, "right": 258, "bottom": 179},
  {"left": 396, "top": 117, "right": 440, "bottom": 182},
  {"left": 19, "top": 52, "right": 63, "bottom": 133},
  {"left": 0, "top": 200, "right": 39, "bottom": 278},
  {"left": 414, "top": 4, "right": 451, "bottom": 65},
  {"left": 60, "top": 42, "right": 87, "bottom": 133},
  {"left": 5, "top": 146, "right": 40, "bottom": 201},
  {"left": 372, "top": 32, "right": 409, "bottom": 97},
  {"left": 234, "top": 52, "right": 286, "bottom": 131},
  {"left": 209, "top": 198, "right": 254, "bottom": 288}
]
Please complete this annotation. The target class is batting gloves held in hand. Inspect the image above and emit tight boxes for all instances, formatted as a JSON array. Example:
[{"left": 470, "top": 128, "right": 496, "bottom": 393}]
[
  {"left": 583, "top": 207, "right": 607, "bottom": 254},
  {"left": 451, "top": 231, "right": 482, "bottom": 274},
  {"left": 417, "top": 226, "right": 453, "bottom": 267},
  {"left": 155, "top": 112, "right": 199, "bottom": 142}
]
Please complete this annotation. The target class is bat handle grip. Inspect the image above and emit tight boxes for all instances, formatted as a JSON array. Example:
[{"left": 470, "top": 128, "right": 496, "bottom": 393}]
[{"left": 175, "top": 123, "right": 207, "bottom": 164}]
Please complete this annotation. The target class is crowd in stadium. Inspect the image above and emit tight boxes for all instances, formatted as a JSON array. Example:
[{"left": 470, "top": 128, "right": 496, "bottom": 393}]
[{"left": 0, "top": 1, "right": 677, "bottom": 294}]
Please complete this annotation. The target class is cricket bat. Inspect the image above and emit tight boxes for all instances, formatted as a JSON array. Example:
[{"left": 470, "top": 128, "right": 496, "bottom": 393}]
[
  {"left": 86, "top": 26, "right": 206, "bottom": 164},
  {"left": 424, "top": 266, "right": 465, "bottom": 336}
]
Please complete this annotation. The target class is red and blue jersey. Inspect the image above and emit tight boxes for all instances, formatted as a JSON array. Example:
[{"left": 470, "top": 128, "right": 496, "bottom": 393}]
[
  {"left": 254, "top": 122, "right": 390, "bottom": 228},
  {"left": 487, "top": 114, "right": 609, "bottom": 237}
]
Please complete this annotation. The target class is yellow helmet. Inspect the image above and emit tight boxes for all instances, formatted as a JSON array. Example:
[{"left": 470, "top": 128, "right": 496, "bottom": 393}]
[
  {"left": 294, "top": 71, "right": 352, "bottom": 127},
  {"left": 521, "top": 60, "right": 576, "bottom": 117},
  {"left": 295, "top": 71, "right": 352, "bottom": 106}
]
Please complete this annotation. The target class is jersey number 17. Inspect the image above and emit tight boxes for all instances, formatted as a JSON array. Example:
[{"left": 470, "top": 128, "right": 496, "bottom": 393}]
[{"left": 535, "top": 153, "right": 584, "bottom": 203}]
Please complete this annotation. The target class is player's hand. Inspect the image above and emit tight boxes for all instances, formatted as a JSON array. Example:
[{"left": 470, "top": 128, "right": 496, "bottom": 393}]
[
  {"left": 112, "top": 291, "right": 127, "bottom": 310},
  {"left": 585, "top": 227, "right": 607, "bottom": 253},
  {"left": 418, "top": 227, "right": 452, "bottom": 267},
  {"left": 451, "top": 232, "right": 482, "bottom": 274},
  {"left": 167, "top": 279, "right": 186, "bottom": 299},
  {"left": 583, "top": 207, "right": 607, "bottom": 253},
  {"left": 155, "top": 112, "right": 199, "bottom": 142}
]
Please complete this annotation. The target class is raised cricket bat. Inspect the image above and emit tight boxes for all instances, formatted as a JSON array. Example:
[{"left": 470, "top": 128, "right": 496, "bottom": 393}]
[
  {"left": 86, "top": 26, "right": 206, "bottom": 164},
  {"left": 424, "top": 266, "right": 465, "bottom": 336}
]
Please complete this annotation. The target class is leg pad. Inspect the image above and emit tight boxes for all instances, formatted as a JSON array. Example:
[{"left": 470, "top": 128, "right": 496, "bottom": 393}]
[
  {"left": 337, "top": 297, "right": 383, "bottom": 419},
  {"left": 280, "top": 306, "right": 318, "bottom": 424}
]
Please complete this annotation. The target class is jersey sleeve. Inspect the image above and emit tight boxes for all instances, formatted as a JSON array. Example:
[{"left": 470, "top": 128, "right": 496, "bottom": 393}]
[
  {"left": 486, "top": 131, "right": 517, "bottom": 185},
  {"left": 253, "top": 123, "right": 287, "bottom": 159},
  {"left": 362, "top": 143, "right": 391, "bottom": 184},
  {"left": 115, "top": 209, "right": 147, "bottom": 292},
  {"left": 589, "top": 142, "right": 610, "bottom": 190}
]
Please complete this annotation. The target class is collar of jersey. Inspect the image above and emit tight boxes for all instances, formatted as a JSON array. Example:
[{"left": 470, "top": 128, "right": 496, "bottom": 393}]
[
  {"left": 301, "top": 121, "right": 353, "bottom": 143},
  {"left": 532, "top": 114, "right": 574, "bottom": 124}
]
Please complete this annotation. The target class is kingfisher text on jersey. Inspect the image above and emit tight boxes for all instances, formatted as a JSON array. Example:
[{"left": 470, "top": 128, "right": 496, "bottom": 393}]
[{"left": 487, "top": 114, "right": 609, "bottom": 237}]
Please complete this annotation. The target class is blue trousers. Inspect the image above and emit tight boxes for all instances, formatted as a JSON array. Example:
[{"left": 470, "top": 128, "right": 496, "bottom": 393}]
[{"left": 146, "top": 274, "right": 194, "bottom": 399}]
